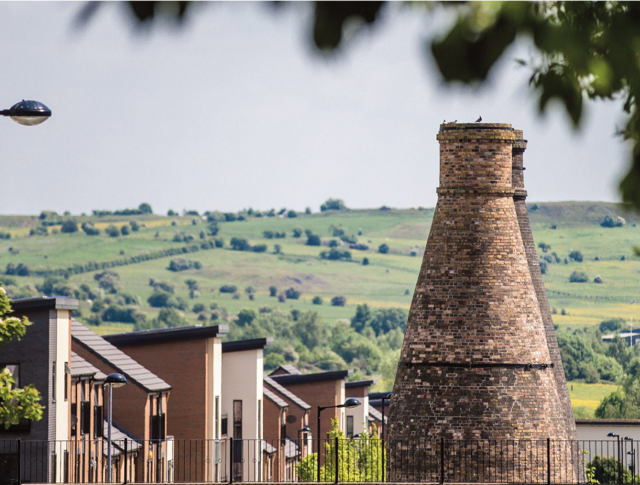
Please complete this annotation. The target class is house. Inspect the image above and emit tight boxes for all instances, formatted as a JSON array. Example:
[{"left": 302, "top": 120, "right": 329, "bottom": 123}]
[
  {"left": 345, "top": 380, "right": 374, "bottom": 438},
  {"left": 221, "top": 337, "right": 272, "bottom": 482},
  {"left": 368, "top": 391, "right": 390, "bottom": 438},
  {"left": 71, "top": 320, "right": 171, "bottom": 483},
  {"left": 269, "top": 366, "right": 352, "bottom": 439},
  {"left": 103, "top": 324, "right": 227, "bottom": 483},
  {"left": 1, "top": 296, "right": 77, "bottom": 484}
]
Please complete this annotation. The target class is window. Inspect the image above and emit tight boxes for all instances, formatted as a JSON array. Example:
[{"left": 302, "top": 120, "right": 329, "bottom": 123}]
[
  {"left": 346, "top": 416, "right": 354, "bottom": 439},
  {"left": 94, "top": 405, "right": 103, "bottom": 438},
  {"left": 258, "top": 399, "right": 262, "bottom": 440},
  {"left": 81, "top": 401, "right": 91, "bottom": 435},
  {"left": 233, "top": 401, "right": 243, "bottom": 481},
  {"left": 221, "top": 414, "right": 228, "bottom": 437},
  {"left": 233, "top": 400, "right": 242, "bottom": 439},
  {"left": 214, "top": 396, "right": 220, "bottom": 439},
  {"left": 64, "top": 362, "right": 70, "bottom": 401}
]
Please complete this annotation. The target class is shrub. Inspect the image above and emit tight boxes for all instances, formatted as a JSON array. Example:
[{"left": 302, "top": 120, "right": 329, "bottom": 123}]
[
  {"left": 569, "top": 250, "right": 583, "bottom": 262},
  {"left": 237, "top": 309, "right": 257, "bottom": 326},
  {"left": 138, "top": 203, "right": 152, "bottom": 214},
  {"left": 269, "top": 286, "right": 277, "bottom": 297},
  {"left": 192, "top": 303, "right": 206, "bottom": 313},
  {"left": 340, "top": 234, "right": 357, "bottom": 244},
  {"left": 252, "top": 244, "right": 267, "bottom": 253},
  {"left": 312, "top": 296, "right": 323, "bottom": 305},
  {"left": 220, "top": 284, "right": 237, "bottom": 293},
  {"left": 94, "top": 270, "right": 120, "bottom": 293},
  {"left": 230, "top": 237, "right": 251, "bottom": 251},
  {"left": 569, "top": 271, "right": 589, "bottom": 283},
  {"left": 362, "top": 257, "right": 369, "bottom": 265},
  {"left": 224, "top": 213, "right": 237, "bottom": 222},
  {"left": 6, "top": 263, "right": 30, "bottom": 276},
  {"left": 207, "top": 222, "right": 219, "bottom": 236},
  {"left": 278, "top": 293, "right": 286, "bottom": 302},
  {"left": 601, "top": 215, "right": 625, "bottom": 228},
  {"left": 105, "top": 225, "right": 120, "bottom": 238},
  {"left": 29, "top": 226, "right": 48, "bottom": 236},
  {"left": 539, "top": 260, "right": 548, "bottom": 274},
  {"left": 102, "top": 305, "right": 142, "bottom": 324},
  {"left": 120, "top": 225, "right": 130, "bottom": 236},
  {"left": 147, "top": 290, "right": 180, "bottom": 308},
  {"left": 288, "top": 210, "right": 298, "bottom": 218},
  {"left": 538, "top": 242, "right": 551, "bottom": 252},
  {"left": 320, "top": 198, "right": 347, "bottom": 211},
  {"left": 285, "top": 287, "right": 301, "bottom": 299},
  {"left": 168, "top": 258, "right": 190, "bottom": 271},
  {"left": 306, "top": 234, "right": 321, "bottom": 246},
  {"left": 378, "top": 243, "right": 390, "bottom": 254},
  {"left": 331, "top": 295, "right": 347, "bottom": 306},
  {"left": 61, "top": 220, "right": 78, "bottom": 233},
  {"left": 274, "top": 244, "right": 282, "bottom": 254},
  {"left": 328, "top": 240, "right": 339, "bottom": 248},
  {"left": 594, "top": 275, "right": 604, "bottom": 284},
  {"left": 599, "top": 318, "right": 625, "bottom": 333},
  {"left": 274, "top": 231, "right": 286, "bottom": 239},
  {"left": 320, "top": 248, "right": 352, "bottom": 261},
  {"left": 81, "top": 222, "right": 100, "bottom": 236},
  {"left": 263, "top": 230, "right": 274, "bottom": 239},
  {"left": 214, "top": 238, "right": 225, "bottom": 248},
  {"left": 292, "top": 228, "right": 302, "bottom": 238},
  {"left": 351, "top": 243, "right": 369, "bottom": 250},
  {"left": 184, "top": 210, "right": 199, "bottom": 216}
]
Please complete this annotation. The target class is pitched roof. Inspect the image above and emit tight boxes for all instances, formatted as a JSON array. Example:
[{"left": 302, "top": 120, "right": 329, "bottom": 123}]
[
  {"left": 263, "top": 376, "right": 311, "bottom": 411},
  {"left": 12, "top": 296, "right": 78, "bottom": 312},
  {"left": 71, "top": 351, "right": 107, "bottom": 380},
  {"left": 284, "top": 438, "right": 300, "bottom": 459},
  {"left": 368, "top": 405, "right": 386, "bottom": 424},
  {"left": 345, "top": 379, "right": 375, "bottom": 389},
  {"left": 279, "top": 364, "right": 303, "bottom": 375},
  {"left": 104, "top": 324, "right": 228, "bottom": 347},
  {"left": 71, "top": 319, "right": 171, "bottom": 393},
  {"left": 263, "top": 386, "right": 288, "bottom": 409},
  {"left": 103, "top": 421, "right": 142, "bottom": 456}
]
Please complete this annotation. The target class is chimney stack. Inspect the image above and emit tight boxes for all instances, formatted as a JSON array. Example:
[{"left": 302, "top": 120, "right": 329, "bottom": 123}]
[{"left": 387, "top": 123, "right": 579, "bottom": 482}]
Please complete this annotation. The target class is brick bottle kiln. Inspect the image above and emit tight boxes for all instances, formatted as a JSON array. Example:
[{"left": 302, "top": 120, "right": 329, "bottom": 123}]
[{"left": 387, "top": 123, "right": 580, "bottom": 483}]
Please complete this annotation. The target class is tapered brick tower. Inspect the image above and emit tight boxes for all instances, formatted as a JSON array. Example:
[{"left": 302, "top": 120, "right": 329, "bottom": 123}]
[
  {"left": 512, "top": 131, "right": 578, "bottom": 438},
  {"left": 387, "top": 123, "right": 579, "bottom": 483}
]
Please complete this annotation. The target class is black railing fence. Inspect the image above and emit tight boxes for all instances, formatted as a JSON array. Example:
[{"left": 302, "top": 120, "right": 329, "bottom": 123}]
[{"left": 0, "top": 438, "right": 636, "bottom": 484}]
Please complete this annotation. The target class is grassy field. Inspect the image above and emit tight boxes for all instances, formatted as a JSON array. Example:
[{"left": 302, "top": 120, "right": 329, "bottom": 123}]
[{"left": 568, "top": 380, "right": 619, "bottom": 417}]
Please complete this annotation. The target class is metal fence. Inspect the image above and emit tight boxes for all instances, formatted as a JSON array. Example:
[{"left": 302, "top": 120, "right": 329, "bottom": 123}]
[{"left": 0, "top": 438, "right": 637, "bottom": 484}]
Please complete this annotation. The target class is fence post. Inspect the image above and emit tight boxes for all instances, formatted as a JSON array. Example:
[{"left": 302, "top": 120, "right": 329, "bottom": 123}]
[
  {"left": 124, "top": 438, "right": 128, "bottom": 485},
  {"left": 229, "top": 437, "right": 234, "bottom": 485},
  {"left": 439, "top": 437, "right": 444, "bottom": 485},
  {"left": 547, "top": 438, "right": 551, "bottom": 485},
  {"left": 334, "top": 437, "right": 339, "bottom": 485},
  {"left": 17, "top": 439, "right": 21, "bottom": 485}
]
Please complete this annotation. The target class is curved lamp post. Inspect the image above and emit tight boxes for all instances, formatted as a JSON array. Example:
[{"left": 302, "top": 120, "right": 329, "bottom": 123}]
[
  {"left": 317, "top": 398, "right": 361, "bottom": 481},
  {"left": 105, "top": 373, "right": 127, "bottom": 483},
  {"left": 626, "top": 437, "right": 635, "bottom": 485},
  {"left": 608, "top": 432, "right": 623, "bottom": 484},
  {"left": 0, "top": 100, "right": 51, "bottom": 126}
]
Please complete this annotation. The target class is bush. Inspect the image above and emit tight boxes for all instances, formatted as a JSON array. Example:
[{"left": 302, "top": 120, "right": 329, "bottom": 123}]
[
  {"left": 569, "top": 271, "right": 589, "bottom": 283},
  {"left": 264, "top": 353, "right": 286, "bottom": 372},
  {"left": 312, "top": 296, "right": 323, "bottom": 305},
  {"left": 274, "top": 244, "right": 282, "bottom": 254},
  {"left": 594, "top": 275, "right": 604, "bottom": 284},
  {"left": 94, "top": 270, "right": 120, "bottom": 293},
  {"left": 214, "top": 238, "right": 225, "bottom": 248},
  {"left": 105, "top": 225, "right": 120, "bottom": 238},
  {"left": 306, "top": 234, "right": 321, "bottom": 246},
  {"left": 601, "top": 215, "right": 626, "bottom": 228},
  {"left": 29, "top": 226, "right": 48, "bottom": 236},
  {"left": 331, "top": 295, "right": 347, "bottom": 306},
  {"left": 363, "top": 257, "right": 369, "bottom": 265},
  {"left": 168, "top": 258, "right": 190, "bottom": 271},
  {"left": 230, "top": 237, "right": 251, "bottom": 251},
  {"left": 599, "top": 318, "right": 626, "bottom": 333},
  {"left": 138, "top": 203, "right": 153, "bottom": 214},
  {"left": 147, "top": 290, "right": 180, "bottom": 308},
  {"left": 224, "top": 213, "right": 237, "bottom": 222},
  {"left": 237, "top": 309, "right": 257, "bottom": 326},
  {"left": 538, "top": 242, "right": 551, "bottom": 252},
  {"left": 539, "top": 260, "right": 548, "bottom": 274},
  {"left": 102, "top": 305, "right": 143, "bottom": 324},
  {"left": 288, "top": 210, "right": 298, "bottom": 218},
  {"left": 292, "top": 228, "right": 302, "bottom": 238},
  {"left": 61, "top": 220, "right": 78, "bottom": 233},
  {"left": 220, "top": 284, "right": 237, "bottom": 293},
  {"left": 120, "top": 225, "right": 130, "bottom": 236},
  {"left": 81, "top": 222, "right": 100, "bottom": 236},
  {"left": 378, "top": 243, "right": 390, "bottom": 254},
  {"left": 320, "top": 248, "right": 352, "bottom": 261},
  {"left": 207, "top": 222, "right": 219, "bottom": 236},
  {"left": 252, "top": 244, "right": 267, "bottom": 253},
  {"left": 269, "top": 286, "right": 277, "bottom": 297},
  {"left": 569, "top": 250, "right": 583, "bottom": 262},
  {"left": 192, "top": 303, "right": 206, "bottom": 313},
  {"left": 320, "top": 198, "right": 347, "bottom": 211},
  {"left": 285, "top": 287, "right": 301, "bottom": 299},
  {"left": 263, "top": 230, "right": 274, "bottom": 239}
]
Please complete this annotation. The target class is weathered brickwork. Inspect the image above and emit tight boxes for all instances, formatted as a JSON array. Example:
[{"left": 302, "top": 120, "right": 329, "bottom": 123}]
[
  {"left": 512, "top": 131, "right": 578, "bottom": 439},
  {"left": 387, "top": 123, "right": 578, "bottom": 482}
]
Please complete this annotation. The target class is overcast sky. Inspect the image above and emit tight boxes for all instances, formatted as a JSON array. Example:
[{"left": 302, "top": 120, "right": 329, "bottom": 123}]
[{"left": 0, "top": 2, "right": 631, "bottom": 215}]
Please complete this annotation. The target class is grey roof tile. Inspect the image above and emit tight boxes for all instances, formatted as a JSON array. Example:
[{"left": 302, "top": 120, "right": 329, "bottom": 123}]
[
  {"left": 263, "top": 387, "right": 288, "bottom": 409},
  {"left": 263, "top": 376, "right": 311, "bottom": 411},
  {"left": 71, "top": 351, "right": 107, "bottom": 380},
  {"left": 71, "top": 319, "right": 171, "bottom": 393}
]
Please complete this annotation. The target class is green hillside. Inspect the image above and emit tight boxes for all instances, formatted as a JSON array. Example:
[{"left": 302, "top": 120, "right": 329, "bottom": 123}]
[{"left": 1, "top": 202, "right": 640, "bottom": 400}]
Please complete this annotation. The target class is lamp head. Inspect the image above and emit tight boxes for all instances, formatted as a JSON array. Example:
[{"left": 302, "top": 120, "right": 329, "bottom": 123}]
[
  {"left": 383, "top": 392, "right": 392, "bottom": 400},
  {"left": 105, "top": 373, "right": 127, "bottom": 388},
  {"left": 626, "top": 437, "right": 633, "bottom": 440},
  {"left": 608, "top": 432, "right": 619, "bottom": 437},
  {"left": 343, "top": 398, "right": 361, "bottom": 409},
  {"left": 7, "top": 100, "right": 51, "bottom": 126},
  {"left": 353, "top": 434, "right": 361, "bottom": 439},
  {"left": 301, "top": 426, "right": 311, "bottom": 432}
]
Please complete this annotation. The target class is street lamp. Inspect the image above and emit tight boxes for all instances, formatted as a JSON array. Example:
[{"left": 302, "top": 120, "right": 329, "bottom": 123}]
[
  {"left": 380, "top": 392, "right": 391, "bottom": 441},
  {"left": 626, "top": 437, "right": 635, "bottom": 485},
  {"left": 317, "top": 399, "right": 361, "bottom": 481},
  {"left": 105, "top": 373, "right": 127, "bottom": 483},
  {"left": 0, "top": 100, "right": 51, "bottom": 126},
  {"left": 608, "top": 432, "right": 623, "bottom": 485}
]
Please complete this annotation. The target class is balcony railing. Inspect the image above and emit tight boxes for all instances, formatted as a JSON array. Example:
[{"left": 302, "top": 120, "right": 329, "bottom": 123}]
[{"left": 0, "top": 437, "right": 635, "bottom": 484}]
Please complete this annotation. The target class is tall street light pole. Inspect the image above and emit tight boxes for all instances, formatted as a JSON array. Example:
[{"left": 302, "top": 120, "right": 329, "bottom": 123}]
[
  {"left": 626, "top": 437, "right": 635, "bottom": 485},
  {"left": 105, "top": 373, "right": 127, "bottom": 483},
  {"left": 609, "top": 432, "right": 622, "bottom": 485},
  {"left": 317, "top": 398, "right": 361, "bottom": 482},
  {"left": 0, "top": 100, "right": 51, "bottom": 126},
  {"left": 380, "top": 393, "right": 391, "bottom": 483}
]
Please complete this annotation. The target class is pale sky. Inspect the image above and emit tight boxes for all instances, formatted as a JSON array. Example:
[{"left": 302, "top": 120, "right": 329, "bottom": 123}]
[{"left": 0, "top": 2, "right": 631, "bottom": 215}]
